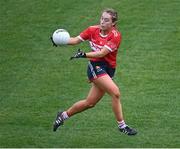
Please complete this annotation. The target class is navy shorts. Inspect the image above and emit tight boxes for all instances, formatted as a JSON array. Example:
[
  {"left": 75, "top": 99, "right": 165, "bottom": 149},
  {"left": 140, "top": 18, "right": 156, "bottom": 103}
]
[{"left": 87, "top": 61, "right": 116, "bottom": 81}]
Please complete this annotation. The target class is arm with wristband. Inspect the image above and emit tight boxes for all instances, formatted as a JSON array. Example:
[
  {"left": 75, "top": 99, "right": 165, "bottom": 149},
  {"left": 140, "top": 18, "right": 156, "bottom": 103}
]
[{"left": 70, "top": 47, "right": 110, "bottom": 60}]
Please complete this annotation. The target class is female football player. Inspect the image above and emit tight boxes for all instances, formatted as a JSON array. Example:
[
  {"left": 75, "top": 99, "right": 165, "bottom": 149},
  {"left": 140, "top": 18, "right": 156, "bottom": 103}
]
[{"left": 52, "top": 8, "right": 137, "bottom": 135}]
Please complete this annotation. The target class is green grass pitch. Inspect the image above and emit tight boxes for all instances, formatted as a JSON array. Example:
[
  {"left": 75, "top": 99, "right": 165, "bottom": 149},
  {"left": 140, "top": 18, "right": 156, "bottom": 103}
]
[{"left": 0, "top": 0, "right": 180, "bottom": 147}]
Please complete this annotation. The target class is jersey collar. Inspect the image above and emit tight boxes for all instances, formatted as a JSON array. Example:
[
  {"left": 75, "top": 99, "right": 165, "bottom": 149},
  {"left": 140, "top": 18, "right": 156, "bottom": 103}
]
[
  {"left": 99, "top": 27, "right": 114, "bottom": 38},
  {"left": 99, "top": 32, "right": 108, "bottom": 38}
]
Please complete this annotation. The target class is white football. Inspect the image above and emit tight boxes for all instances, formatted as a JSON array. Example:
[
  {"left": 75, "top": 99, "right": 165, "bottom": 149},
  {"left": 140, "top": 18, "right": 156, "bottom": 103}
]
[{"left": 52, "top": 29, "right": 70, "bottom": 45}]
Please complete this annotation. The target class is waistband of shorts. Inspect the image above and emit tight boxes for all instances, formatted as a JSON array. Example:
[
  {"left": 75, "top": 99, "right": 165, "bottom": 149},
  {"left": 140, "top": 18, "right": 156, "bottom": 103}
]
[{"left": 89, "top": 60, "right": 108, "bottom": 66}]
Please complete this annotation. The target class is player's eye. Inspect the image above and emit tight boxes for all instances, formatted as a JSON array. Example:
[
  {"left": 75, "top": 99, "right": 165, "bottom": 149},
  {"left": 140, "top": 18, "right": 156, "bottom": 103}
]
[{"left": 101, "top": 17, "right": 110, "bottom": 22}]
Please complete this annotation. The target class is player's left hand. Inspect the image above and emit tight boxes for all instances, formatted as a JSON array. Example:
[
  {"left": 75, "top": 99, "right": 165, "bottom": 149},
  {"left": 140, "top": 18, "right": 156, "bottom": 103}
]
[
  {"left": 50, "top": 37, "right": 57, "bottom": 47},
  {"left": 70, "top": 49, "right": 86, "bottom": 60}
]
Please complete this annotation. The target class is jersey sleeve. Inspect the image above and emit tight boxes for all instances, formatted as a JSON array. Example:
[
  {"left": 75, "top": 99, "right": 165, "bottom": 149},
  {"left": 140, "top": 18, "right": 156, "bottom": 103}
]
[
  {"left": 104, "top": 32, "right": 122, "bottom": 52},
  {"left": 78, "top": 27, "right": 91, "bottom": 41}
]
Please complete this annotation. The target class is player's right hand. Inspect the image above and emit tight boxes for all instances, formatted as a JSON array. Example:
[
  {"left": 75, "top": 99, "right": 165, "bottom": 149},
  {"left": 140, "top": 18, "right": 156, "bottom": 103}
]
[{"left": 70, "top": 49, "right": 86, "bottom": 60}]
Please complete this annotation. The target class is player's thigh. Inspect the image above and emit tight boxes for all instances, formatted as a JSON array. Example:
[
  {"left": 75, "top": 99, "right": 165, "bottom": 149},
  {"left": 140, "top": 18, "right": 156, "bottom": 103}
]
[
  {"left": 86, "top": 83, "right": 105, "bottom": 104},
  {"left": 93, "top": 75, "right": 120, "bottom": 97}
]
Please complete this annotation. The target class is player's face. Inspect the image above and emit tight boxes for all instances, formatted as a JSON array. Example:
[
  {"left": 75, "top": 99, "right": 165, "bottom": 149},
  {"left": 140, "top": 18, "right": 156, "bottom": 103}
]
[{"left": 100, "top": 12, "right": 114, "bottom": 32}]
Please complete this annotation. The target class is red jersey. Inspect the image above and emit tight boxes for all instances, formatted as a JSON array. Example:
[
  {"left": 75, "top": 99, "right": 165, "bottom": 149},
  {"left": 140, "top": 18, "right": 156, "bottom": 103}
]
[{"left": 78, "top": 25, "right": 122, "bottom": 68}]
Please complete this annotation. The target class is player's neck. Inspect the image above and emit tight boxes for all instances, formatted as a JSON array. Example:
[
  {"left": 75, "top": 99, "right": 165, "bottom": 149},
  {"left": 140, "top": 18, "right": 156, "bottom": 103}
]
[
  {"left": 100, "top": 28, "right": 112, "bottom": 36},
  {"left": 101, "top": 30, "right": 110, "bottom": 36}
]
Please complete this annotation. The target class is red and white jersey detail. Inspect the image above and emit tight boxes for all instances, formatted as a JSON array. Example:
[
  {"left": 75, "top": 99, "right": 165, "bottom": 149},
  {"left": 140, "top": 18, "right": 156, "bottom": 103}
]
[
  {"left": 78, "top": 25, "right": 122, "bottom": 68},
  {"left": 89, "top": 41, "right": 103, "bottom": 51}
]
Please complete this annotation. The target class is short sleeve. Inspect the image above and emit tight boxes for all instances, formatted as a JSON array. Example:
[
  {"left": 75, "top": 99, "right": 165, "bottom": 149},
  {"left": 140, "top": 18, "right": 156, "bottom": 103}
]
[{"left": 78, "top": 27, "right": 91, "bottom": 41}]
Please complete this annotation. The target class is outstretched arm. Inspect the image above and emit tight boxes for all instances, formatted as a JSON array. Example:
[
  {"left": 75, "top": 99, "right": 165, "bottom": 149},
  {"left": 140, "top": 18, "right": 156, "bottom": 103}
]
[
  {"left": 86, "top": 47, "right": 110, "bottom": 58},
  {"left": 68, "top": 37, "right": 82, "bottom": 45},
  {"left": 70, "top": 47, "right": 110, "bottom": 60}
]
